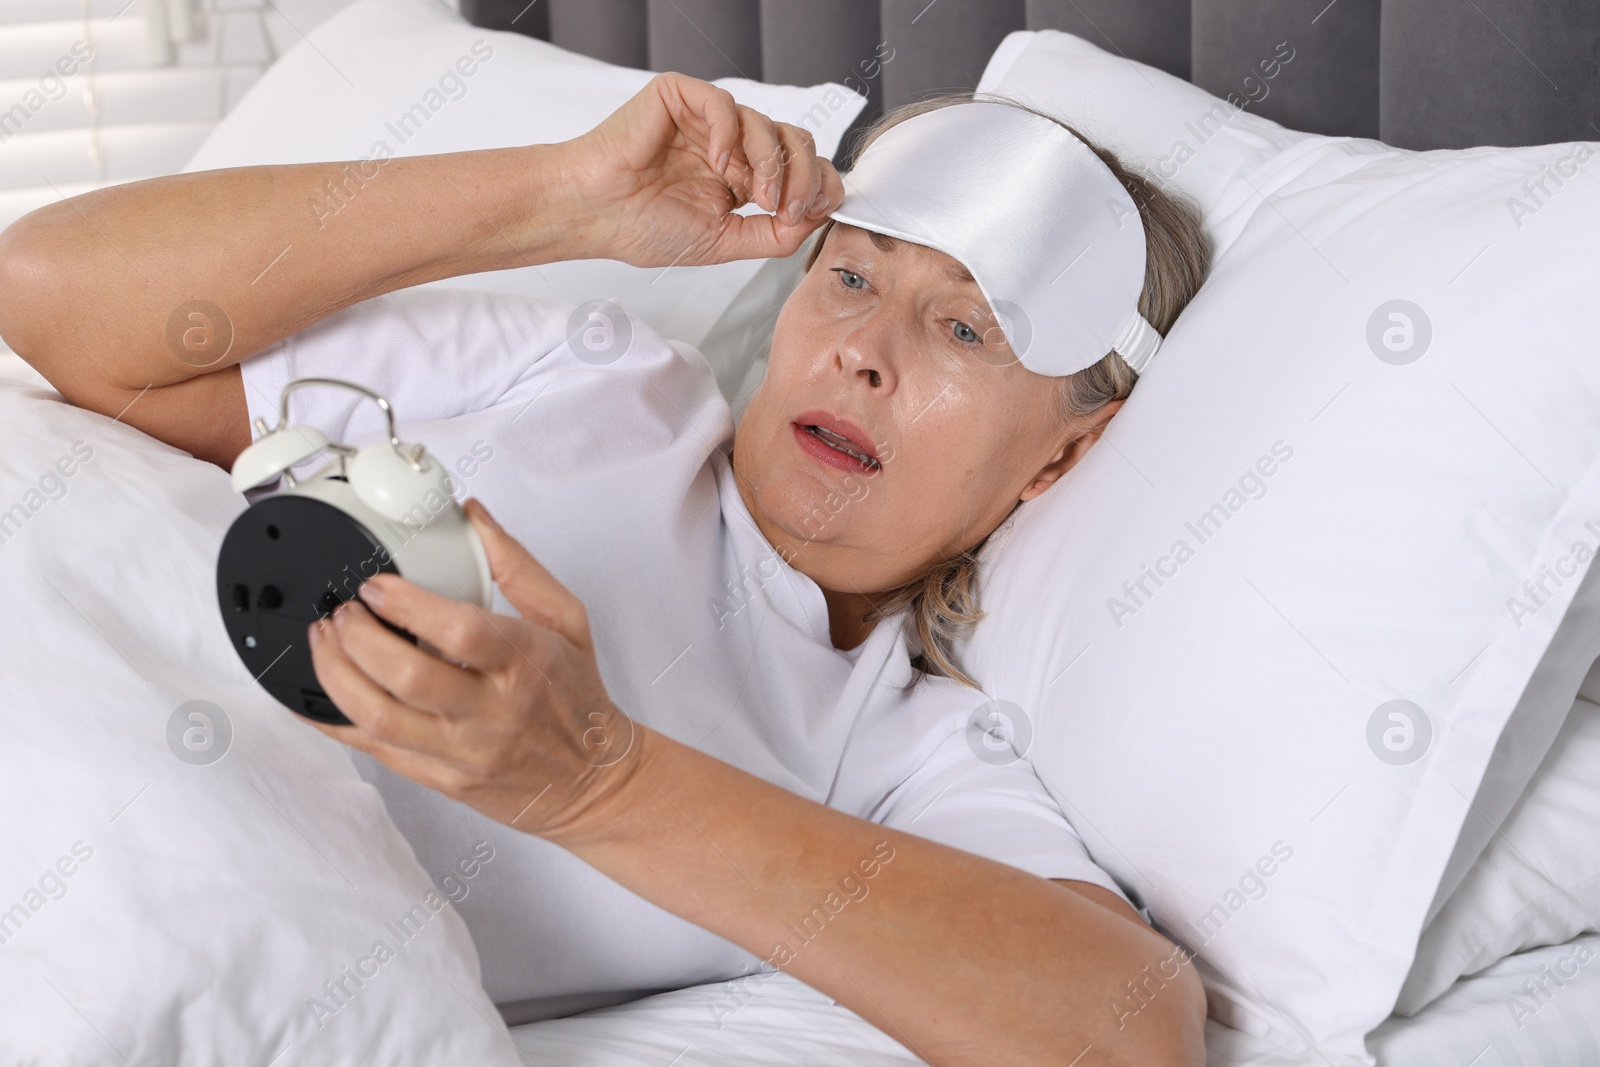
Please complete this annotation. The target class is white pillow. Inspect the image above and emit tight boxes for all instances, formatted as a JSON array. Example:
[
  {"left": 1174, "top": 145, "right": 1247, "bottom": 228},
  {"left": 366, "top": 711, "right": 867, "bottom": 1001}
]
[
  {"left": 0, "top": 384, "right": 520, "bottom": 1065},
  {"left": 182, "top": 0, "right": 863, "bottom": 402},
  {"left": 1397, "top": 682, "right": 1600, "bottom": 1015},
  {"left": 977, "top": 31, "right": 1307, "bottom": 263},
  {"left": 966, "top": 29, "right": 1600, "bottom": 1064},
  {"left": 980, "top": 32, "right": 1600, "bottom": 919}
]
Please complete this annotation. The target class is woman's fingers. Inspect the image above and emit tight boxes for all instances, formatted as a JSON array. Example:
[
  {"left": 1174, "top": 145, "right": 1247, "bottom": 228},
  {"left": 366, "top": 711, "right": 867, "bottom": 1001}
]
[
  {"left": 773, "top": 122, "right": 824, "bottom": 224},
  {"left": 661, "top": 72, "right": 739, "bottom": 176},
  {"left": 735, "top": 103, "right": 788, "bottom": 214},
  {"left": 352, "top": 572, "right": 517, "bottom": 673},
  {"left": 705, "top": 111, "right": 842, "bottom": 258},
  {"left": 330, "top": 600, "right": 493, "bottom": 716},
  {"left": 647, "top": 72, "right": 838, "bottom": 222},
  {"left": 567, "top": 70, "right": 851, "bottom": 267},
  {"left": 814, "top": 155, "right": 845, "bottom": 218},
  {"left": 309, "top": 618, "right": 446, "bottom": 752},
  {"left": 464, "top": 498, "right": 591, "bottom": 647},
  {"left": 714, "top": 156, "right": 841, "bottom": 260},
  {"left": 714, "top": 211, "right": 814, "bottom": 261}
]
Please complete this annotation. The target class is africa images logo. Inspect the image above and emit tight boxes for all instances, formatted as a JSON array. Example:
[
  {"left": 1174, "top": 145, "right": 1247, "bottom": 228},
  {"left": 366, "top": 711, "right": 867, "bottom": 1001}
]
[{"left": 1105, "top": 441, "right": 1294, "bottom": 628}]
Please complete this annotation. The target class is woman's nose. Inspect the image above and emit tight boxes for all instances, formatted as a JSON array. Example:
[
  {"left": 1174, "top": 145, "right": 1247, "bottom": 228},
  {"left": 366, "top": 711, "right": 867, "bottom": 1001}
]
[{"left": 837, "top": 310, "right": 898, "bottom": 391}]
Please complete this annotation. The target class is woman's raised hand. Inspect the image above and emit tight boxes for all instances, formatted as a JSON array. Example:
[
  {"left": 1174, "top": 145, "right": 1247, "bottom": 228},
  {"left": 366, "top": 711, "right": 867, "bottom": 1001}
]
[{"left": 563, "top": 72, "right": 845, "bottom": 267}]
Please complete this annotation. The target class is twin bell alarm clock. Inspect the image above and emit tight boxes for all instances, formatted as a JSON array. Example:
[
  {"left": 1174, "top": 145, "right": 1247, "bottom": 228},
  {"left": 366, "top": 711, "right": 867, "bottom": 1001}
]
[{"left": 215, "top": 377, "right": 492, "bottom": 725}]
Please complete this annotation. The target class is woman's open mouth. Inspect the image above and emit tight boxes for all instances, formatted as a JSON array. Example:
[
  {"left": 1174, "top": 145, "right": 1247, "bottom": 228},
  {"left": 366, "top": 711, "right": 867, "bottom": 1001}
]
[{"left": 792, "top": 422, "right": 882, "bottom": 474}]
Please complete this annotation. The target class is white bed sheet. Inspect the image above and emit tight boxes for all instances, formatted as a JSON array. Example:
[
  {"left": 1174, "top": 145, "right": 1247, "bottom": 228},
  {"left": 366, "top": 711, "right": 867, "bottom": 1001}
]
[
  {"left": 1366, "top": 934, "right": 1600, "bottom": 1067},
  {"left": 1211, "top": 934, "right": 1600, "bottom": 1066},
  {"left": 509, "top": 971, "right": 922, "bottom": 1066},
  {"left": 509, "top": 934, "right": 1600, "bottom": 1066}
]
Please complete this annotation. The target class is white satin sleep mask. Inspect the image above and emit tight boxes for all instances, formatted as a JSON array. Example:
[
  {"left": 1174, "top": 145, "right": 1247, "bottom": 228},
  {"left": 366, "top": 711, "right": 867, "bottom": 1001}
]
[{"left": 828, "top": 100, "right": 1161, "bottom": 377}]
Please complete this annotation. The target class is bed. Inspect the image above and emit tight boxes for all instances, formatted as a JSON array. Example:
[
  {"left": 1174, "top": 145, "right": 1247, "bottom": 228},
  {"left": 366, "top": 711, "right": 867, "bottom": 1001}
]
[
  {"left": 2, "top": 1, "right": 1597, "bottom": 1064},
  {"left": 456, "top": 3, "right": 1600, "bottom": 1062}
]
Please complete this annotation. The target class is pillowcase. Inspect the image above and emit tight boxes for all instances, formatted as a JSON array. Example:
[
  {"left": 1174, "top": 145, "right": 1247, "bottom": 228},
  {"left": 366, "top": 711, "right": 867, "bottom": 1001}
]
[
  {"left": 182, "top": 0, "right": 863, "bottom": 403},
  {"left": 1017, "top": 13, "right": 1600, "bottom": 944},
  {"left": 965, "top": 28, "right": 1600, "bottom": 1064},
  {"left": 0, "top": 384, "right": 521, "bottom": 1065},
  {"left": 980, "top": 28, "right": 1600, "bottom": 937},
  {"left": 1396, "top": 682, "right": 1600, "bottom": 1015}
]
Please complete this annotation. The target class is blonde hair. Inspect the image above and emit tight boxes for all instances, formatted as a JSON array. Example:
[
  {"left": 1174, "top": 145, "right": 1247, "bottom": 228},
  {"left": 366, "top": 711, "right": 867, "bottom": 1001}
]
[{"left": 804, "top": 93, "right": 1212, "bottom": 691}]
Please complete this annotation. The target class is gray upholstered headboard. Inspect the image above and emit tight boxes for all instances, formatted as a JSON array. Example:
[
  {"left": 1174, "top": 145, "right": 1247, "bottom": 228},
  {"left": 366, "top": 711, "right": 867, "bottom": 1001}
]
[{"left": 461, "top": 0, "right": 1599, "bottom": 162}]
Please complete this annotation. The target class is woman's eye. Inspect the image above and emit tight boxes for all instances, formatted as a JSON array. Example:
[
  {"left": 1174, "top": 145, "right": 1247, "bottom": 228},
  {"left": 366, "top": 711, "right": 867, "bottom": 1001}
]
[
  {"left": 952, "top": 321, "right": 980, "bottom": 344},
  {"left": 830, "top": 268, "right": 866, "bottom": 290}
]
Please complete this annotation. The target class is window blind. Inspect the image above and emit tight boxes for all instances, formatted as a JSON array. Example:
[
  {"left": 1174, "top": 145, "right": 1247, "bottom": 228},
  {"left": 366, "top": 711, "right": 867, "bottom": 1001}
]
[{"left": 0, "top": 0, "right": 383, "bottom": 365}]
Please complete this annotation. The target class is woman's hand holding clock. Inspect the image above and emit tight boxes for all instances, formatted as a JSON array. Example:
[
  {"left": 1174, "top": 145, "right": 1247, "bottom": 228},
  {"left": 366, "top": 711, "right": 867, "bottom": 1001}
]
[{"left": 305, "top": 498, "right": 645, "bottom": 845}]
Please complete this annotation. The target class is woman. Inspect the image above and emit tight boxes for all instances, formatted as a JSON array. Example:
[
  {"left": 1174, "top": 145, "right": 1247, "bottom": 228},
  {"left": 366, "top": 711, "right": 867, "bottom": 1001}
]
[{"left": 0, "top": 73, "right": 1210, "bottom": 1065}]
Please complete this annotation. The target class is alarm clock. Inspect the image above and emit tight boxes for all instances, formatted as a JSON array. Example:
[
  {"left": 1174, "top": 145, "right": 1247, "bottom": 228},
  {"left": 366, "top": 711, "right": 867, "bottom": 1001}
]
[{"left": 216, "top": 377, "right": 493, "bottom": 725}]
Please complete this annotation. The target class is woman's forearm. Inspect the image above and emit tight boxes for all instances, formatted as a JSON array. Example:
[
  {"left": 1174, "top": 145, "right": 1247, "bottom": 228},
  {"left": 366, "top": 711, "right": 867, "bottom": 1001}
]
[
  {"left": 0, "top": 144, "right": 586, "bottom": 396},
  {"left": 309, "top": 503, "right": 1204, "bottom": 1061},
  {"left": 562, "top": 729, "right": 1207, "bottom": 1067},
  {"left": 0, "top": 74, "right": 836, "bottom": 469}
]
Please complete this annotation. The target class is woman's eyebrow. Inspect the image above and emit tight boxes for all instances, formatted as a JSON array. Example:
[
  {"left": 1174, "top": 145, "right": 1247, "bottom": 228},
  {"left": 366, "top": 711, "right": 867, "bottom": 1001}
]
[{"left": 861, "top": 229, "right": 976, "bottom": 285}]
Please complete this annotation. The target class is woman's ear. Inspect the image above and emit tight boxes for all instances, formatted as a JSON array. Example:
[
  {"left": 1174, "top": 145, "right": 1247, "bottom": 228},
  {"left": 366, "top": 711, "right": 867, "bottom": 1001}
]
[{"left": 1017, "top": 397, "right": 1127, "bottom": 502}]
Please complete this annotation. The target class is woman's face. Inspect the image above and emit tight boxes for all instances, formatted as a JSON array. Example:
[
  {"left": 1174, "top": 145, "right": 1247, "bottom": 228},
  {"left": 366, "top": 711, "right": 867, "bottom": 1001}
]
[{"left": 732, "top": 223, "right": 1124, "bottom": 603}]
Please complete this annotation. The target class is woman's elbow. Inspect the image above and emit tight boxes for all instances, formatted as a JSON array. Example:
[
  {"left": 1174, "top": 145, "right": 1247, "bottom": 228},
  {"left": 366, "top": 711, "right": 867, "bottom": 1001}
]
[
  {"left": 0, "top": 208, "right": 87, "bottom": 390},
  {"left": 0, "top": 212, "right": 51, "bottom": 365},
  {"left": 1100, "top": 949, "right": 1208, "bottom": 1067}
]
